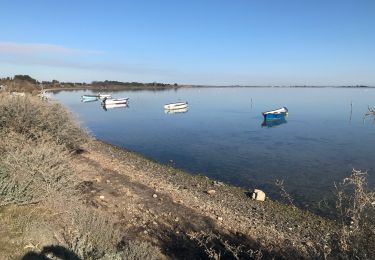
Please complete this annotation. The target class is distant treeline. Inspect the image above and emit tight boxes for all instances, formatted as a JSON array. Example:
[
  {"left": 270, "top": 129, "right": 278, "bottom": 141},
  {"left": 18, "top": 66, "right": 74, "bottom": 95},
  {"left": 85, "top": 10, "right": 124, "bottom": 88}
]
[
  {"left": 91, "top": 80, "right": 178, "bottom": 88},
  {"left": 0, "top": 75, "right": 179, "bottom": 93},
  {"left": 1, "top": 75, "right": 372, "bottom": 92}
]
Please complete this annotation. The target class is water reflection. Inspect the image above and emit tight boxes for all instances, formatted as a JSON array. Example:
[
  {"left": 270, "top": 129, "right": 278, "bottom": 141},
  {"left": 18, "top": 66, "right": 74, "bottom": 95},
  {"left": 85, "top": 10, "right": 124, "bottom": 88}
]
[
  {"left": 164, "top": 107, "right": 188, "bottom": 114},
  {"left": 102, "top": 103, "right": 129, "bottom": 111},
  {"left": 261, "top": 117, "right": 288, "bottom": 128}
]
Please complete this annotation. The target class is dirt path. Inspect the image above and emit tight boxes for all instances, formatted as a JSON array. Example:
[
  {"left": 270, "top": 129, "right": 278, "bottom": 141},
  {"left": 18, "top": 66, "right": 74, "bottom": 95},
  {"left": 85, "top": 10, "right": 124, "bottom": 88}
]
[{"left": 71, "top": 140, "right": 332, "bottom": 259}]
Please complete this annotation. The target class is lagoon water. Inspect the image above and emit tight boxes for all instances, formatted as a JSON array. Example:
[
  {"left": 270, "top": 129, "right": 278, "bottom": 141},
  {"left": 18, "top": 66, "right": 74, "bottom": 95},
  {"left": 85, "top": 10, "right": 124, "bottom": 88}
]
[{"left": 53, "top": 87, "right": 375, "bottom": 209}]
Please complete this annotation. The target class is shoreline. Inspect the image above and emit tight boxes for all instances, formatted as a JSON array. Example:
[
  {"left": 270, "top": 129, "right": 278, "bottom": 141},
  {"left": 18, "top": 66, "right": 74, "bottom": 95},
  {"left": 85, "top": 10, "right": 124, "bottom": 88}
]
[
  {"left": 74, "top": 138, "right": 335, "bottom": 257},
  {"left": 41, "top": 85, "right": 375, "bottom": 93}
]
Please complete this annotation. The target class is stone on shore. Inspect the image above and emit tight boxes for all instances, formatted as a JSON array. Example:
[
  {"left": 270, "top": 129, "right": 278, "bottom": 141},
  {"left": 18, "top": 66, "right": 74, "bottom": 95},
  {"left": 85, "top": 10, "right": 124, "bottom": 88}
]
[
  {"left": 206, "top": 189, "right": 216, "bottom": 195},
  {"left": 252, "top": 189, "right": 266, "bottom": 201}
]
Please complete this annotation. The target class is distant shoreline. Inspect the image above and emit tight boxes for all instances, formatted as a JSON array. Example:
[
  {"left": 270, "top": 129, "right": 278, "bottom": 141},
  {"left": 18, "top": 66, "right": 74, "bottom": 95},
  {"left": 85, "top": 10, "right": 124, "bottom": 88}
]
[{"left": 44, "top": 84, "right": 375, "bottom": 93}]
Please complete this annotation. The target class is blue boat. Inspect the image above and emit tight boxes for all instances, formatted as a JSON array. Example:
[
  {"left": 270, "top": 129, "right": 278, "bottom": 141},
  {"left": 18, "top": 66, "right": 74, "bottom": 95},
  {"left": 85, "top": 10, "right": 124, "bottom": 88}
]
[
  {"left": 261, "top": 117, "right": 287, "bottom": 128},
  {"left": 81, "top": 95, "right": 98, "bottom": 102},
  {"left": 262, "top": 107, "right": 288, "bottom": 120},
  {"left": 81, "top": 94, "right": 98, "bottom": 99}
]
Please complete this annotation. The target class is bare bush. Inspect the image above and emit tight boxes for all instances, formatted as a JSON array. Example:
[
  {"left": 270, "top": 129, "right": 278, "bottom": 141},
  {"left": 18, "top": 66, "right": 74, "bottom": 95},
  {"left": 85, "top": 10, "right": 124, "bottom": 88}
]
[
  {"left": 330, "top": 169, "right": 375, "bottom": 259},
  {"left": 0, "top": 167, "right": 33, "bottom": 206},
  {"left": 363, "top": 106, "right": 375, "bottom": 124},
  {"left": 365, "top": 106, "right": 375, "bottom": 116},
  {"left": 59, "top": 204, "right": 122, "bottom": 259},
  {"left": 100, "top": 240, "right": 163, "bottom": 260},
  {"left": 0, "top": 132, "right": 75, "bottom": 205},
  {"left": 188, "top": 231, "right": 262, "bottom": 260},
  {"left": 275, "top": 179, "right": 296, "bottom": 208},
  {"left": 0, "top": 93, "right": 88, "bottom": 151}
]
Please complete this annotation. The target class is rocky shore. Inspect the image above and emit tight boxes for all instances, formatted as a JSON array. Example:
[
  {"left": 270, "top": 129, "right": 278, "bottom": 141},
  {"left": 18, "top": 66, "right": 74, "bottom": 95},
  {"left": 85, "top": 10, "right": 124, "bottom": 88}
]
[{"left": 71, "top": 139, "right": 334, "bottom": 258}]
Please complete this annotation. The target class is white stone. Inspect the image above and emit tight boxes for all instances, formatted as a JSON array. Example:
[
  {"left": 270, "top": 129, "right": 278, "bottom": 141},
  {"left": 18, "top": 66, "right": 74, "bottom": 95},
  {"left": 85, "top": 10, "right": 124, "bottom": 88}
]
[
  {"left": 252, "top": 189, "right": 266, "bottom": 201},
  {"left": 206, "top": 189, "right": 216, "bottom": 195}
]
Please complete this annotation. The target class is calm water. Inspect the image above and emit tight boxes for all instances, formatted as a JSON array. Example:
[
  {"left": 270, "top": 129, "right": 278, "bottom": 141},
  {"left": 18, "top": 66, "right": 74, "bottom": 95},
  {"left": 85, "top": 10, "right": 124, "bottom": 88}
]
[{"left": 53, "top": 87, "right": 375, "bottom": 209}]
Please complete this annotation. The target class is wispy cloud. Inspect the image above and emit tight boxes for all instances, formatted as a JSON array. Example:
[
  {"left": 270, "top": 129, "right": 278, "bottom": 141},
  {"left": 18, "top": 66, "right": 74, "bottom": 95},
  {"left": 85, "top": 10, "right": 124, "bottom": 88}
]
[
  {"left": 0, "top": 56, "right": 171, "bottom": 75},
  {"left": 0, "top": 41, "right": 180, "bottom": 81},
  {"left": 0, "top": 41, "right": 103, "bottom": 55}
]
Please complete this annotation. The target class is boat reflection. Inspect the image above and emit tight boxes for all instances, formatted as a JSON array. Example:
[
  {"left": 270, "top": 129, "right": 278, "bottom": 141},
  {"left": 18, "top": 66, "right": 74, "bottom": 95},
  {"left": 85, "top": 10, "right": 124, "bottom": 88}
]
[
  {"left": 164, "top": 107, "right": 188, "bottom": 114},
  {"left": 261, "top": 117, "right": 287, "bottom": 128},
  {"left": 102, "top": 103, "right": 129, "bottom": 111}
]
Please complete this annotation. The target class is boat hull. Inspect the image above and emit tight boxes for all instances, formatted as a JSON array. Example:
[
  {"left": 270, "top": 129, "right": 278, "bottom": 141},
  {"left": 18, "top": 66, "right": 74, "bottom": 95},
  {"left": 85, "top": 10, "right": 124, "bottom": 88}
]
[
  {"left": 262, "top": 107, "right": 288, "bottom": 120},
  {"left": 81, "top": 94, "right": 98, "bottom": 99},
  {"left": 263, "top": 113, "right": 286, "bottom": 120},
  {"left": 103, "top": 103, "right": 128, "bottom": 111},
  {"left": 98, "top": 94, "right": 112, "bottom": 99},
  {"left": 164, "top": 102, "right": 188, "bottom": 110},
  {"left": 102, "top": 98, "right": 129, "bottom": 105},
  {"left": 81, "top": 96, "right": 98, "bottom": 102},
  {"left": 261, "top": 117, "right": 287, "bottom": 127}
]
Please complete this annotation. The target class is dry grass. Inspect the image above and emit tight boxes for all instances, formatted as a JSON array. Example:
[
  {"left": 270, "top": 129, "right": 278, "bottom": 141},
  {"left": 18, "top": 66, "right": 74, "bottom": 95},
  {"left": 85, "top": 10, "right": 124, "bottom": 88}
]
[
  {"left": 275, "top": 179, "right": 296, "bottom": 208},
  {"left": 0, "top": 93, "right": 160, "bottom": 259},
  {"left": 188, "top": 231, "right": 262, "bottom": 260},
  {"left": 58, "top": 204, "right": 122, "bottom": 259},
  {"left": 0, "top": 93, "right": 125, "bottom": 258},
  {"left": 328, "top": 169, "right": 375, "bottom": 259},
  {"left": 0, "top": 93, "right": 88, "bottom": 151},
  {"left": 0, "top": 132, "right": 75, "bottom": 206}
]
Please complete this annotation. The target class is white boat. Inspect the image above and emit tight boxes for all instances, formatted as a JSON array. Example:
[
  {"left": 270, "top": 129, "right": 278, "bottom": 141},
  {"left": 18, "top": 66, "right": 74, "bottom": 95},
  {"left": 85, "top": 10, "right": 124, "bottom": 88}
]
[
  {"left": 102, "top": 103, "right": 128, "bottom": 111},
  {"left": 102, "top": 97, "right": 129, "bottom": 105},
  {"left": 98, "top": 93, "right": 112, "bottom": 99},
  {"left": 164, "top": 102, "right": 188, "bottom": 110},
  {"left": 262, "top": 107, "right": 288, "bottom": 115}
]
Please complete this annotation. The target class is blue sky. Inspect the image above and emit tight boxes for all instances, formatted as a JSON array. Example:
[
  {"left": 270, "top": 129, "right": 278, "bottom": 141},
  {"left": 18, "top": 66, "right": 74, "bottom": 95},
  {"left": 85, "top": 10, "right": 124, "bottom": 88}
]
[{"left": 0, "top": 0, "right": 374, "bottom": 85}]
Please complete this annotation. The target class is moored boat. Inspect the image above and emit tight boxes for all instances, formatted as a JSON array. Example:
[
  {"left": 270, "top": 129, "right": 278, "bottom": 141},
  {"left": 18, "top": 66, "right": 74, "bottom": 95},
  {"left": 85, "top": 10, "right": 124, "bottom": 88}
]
[
  {"left": 81, "top": 95, "right": 98, "bottom": 102},
  {"left": 81, "top": 94, "right": 98, "bottom": 99},
  {"left": 262, "top": 107, "right": 288, "bottom": 120},
  {"left": 102, "top": 97, "right": 129, "bottom": 105},
  {"left": 81, "top": 97, "right": 98, "bottom": 103},
  {"left": 102, "top": 103, "right": 128, "bottom": 111},
  {"left": 98, "top": 93, "right": 112, "bottom": 99},
  {"left": 164, "top": 102, "right": 188, "bottom": 110}
]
